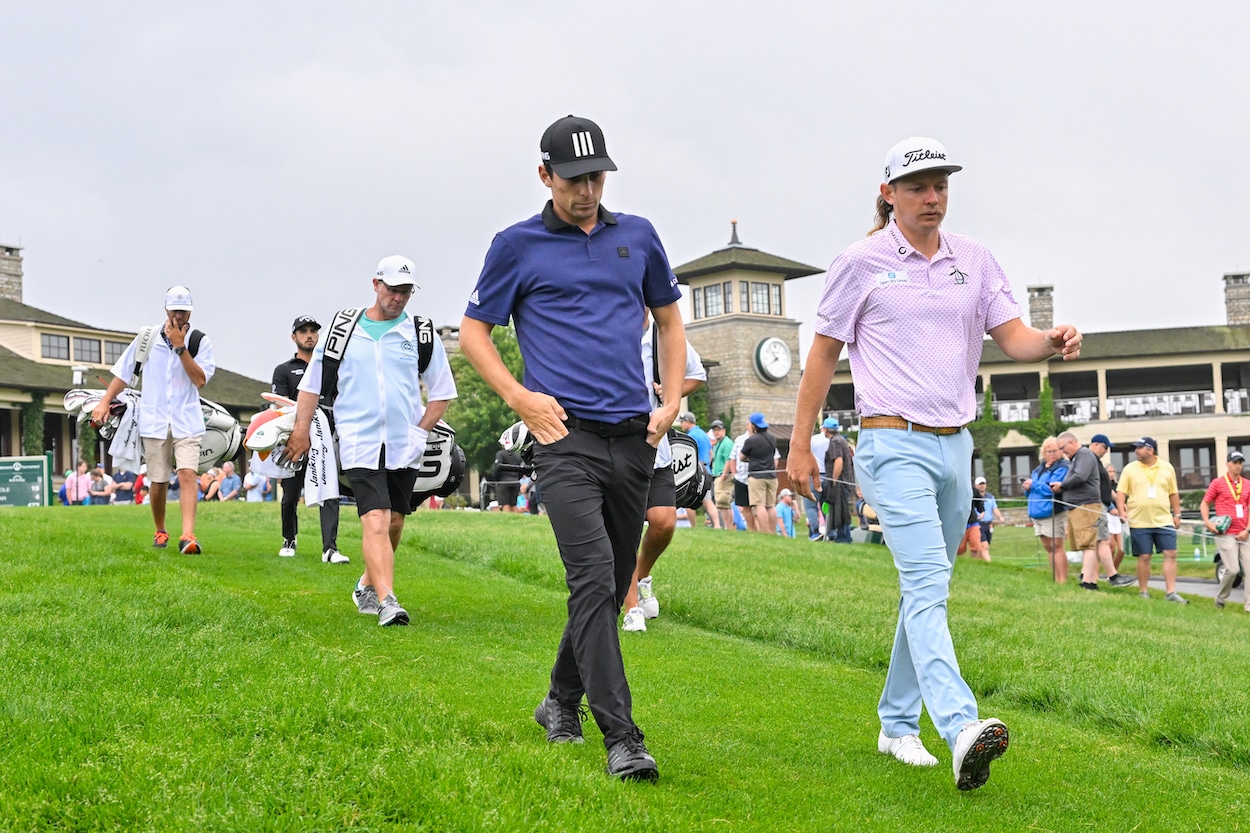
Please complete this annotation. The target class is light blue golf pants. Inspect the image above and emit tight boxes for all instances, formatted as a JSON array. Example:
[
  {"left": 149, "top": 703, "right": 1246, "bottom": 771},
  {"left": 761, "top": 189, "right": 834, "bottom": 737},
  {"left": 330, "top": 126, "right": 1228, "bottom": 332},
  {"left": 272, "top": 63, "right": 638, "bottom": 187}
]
[{"left": 854, "top": 426, "right": 978, "bottom": 749}]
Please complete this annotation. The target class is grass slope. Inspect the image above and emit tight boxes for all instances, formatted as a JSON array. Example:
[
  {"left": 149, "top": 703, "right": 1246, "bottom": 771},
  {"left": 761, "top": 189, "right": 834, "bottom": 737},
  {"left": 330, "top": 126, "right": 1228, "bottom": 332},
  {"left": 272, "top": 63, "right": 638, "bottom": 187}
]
[{"left": 0, "top": 504, "right": 1247, "bottom": 832}]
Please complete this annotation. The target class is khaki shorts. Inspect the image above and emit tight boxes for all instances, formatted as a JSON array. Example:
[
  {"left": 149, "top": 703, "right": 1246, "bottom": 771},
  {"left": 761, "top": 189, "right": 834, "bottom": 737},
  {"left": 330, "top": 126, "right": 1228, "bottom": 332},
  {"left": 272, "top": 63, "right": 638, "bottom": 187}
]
[
  {"left": 1033, "top": 509, "right": 1068, "bottom": 540},
  {"left": 142, "top": 432, "right": 202, "bottom": 482},
  {"left": 747, "top": 477, "right": 777, "bottom": 509},
  {"left": 1066, "top": 503, "right": 1102, "bottom": 550},
  {"left": 714, "top": 477, "right": 734, "bottom": 509},
  {"left": 1096, "top": 512, "right": 1110, "bottom": 542}
]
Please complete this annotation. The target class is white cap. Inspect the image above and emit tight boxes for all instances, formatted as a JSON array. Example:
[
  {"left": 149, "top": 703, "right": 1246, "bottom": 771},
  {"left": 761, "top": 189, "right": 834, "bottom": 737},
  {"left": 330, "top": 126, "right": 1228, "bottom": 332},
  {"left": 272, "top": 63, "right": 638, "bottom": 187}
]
[
  {"left": 974, "top": 476, "right": 987, "bottom": 485},
  {"left": 779, "top": 488, "right": 792, "bottom": 498},
  {"left": 375, "top": 255, "right": 419, "bottom": 289},
  {"left": 883, "top": 137, "right": 962, "bottom": 183},
  {"left": 164, "top": 285, "right": 193, "bottom": 311}
]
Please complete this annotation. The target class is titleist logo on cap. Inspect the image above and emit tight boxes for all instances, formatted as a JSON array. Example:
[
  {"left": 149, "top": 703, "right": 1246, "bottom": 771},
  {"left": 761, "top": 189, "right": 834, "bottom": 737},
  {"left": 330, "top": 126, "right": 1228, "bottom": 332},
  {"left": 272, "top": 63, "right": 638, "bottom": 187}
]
[{"left": 902, "top": 148, "right": 947, "bottom": 167}]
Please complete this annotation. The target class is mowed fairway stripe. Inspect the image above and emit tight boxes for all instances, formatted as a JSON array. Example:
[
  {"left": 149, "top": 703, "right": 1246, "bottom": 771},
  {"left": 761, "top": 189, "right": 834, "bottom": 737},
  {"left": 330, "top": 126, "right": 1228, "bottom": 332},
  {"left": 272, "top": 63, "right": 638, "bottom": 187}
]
[{"left": 2, "top": 505, "right": 1249, "bottom": 831}]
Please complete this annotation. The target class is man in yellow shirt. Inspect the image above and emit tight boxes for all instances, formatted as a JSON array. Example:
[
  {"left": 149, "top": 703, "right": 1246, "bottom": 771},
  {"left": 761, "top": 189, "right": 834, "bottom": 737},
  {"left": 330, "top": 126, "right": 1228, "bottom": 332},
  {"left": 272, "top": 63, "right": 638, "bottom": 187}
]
[{"left": 1113, "top": 437, "right": 1186, "bottom": 603}]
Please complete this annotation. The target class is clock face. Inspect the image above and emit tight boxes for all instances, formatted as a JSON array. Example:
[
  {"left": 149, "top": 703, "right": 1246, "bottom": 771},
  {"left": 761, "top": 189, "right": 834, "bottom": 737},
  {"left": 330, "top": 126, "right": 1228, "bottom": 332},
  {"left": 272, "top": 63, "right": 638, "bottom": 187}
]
[{"left": 755, "top": 337, "right": 792, "bottom": 382}]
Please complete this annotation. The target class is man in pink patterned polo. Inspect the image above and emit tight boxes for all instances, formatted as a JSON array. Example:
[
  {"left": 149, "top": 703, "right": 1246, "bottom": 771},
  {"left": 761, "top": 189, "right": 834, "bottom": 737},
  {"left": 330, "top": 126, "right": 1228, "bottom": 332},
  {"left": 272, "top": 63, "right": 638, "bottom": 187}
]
[{"left": 788, "top": 137, "right": 1083, "bottom": 791}]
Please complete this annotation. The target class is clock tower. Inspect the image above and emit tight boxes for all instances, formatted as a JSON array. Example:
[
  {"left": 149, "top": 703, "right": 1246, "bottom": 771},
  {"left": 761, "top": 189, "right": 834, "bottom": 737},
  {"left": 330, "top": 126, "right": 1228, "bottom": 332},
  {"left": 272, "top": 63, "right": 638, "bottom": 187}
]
[{"left": 673, "top": 222, "right": 822, "bottom": 442}]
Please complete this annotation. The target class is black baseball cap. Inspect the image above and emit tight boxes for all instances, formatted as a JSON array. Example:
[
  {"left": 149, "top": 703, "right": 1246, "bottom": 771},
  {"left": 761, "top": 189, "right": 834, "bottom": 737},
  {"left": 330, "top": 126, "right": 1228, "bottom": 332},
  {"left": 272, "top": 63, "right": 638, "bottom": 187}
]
[
  {"left": 540, "top": 115, "right": 617, "bottom": 179},
  {"left": 292, "top": 315, "right": 320, "bottom": 333}
]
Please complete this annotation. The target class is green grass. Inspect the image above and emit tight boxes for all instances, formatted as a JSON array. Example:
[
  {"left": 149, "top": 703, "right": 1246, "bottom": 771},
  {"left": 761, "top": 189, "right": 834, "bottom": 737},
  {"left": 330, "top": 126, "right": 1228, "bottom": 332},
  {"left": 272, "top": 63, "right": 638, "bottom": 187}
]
[{"left": 2, "top": 503, "right": 1249, "bottom": 831}]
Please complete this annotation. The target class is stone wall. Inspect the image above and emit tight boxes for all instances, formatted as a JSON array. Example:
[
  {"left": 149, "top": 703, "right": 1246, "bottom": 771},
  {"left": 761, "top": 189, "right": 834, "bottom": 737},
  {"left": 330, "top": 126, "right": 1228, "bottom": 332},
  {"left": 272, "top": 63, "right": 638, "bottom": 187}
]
[
  {"left": 1027, "top": 285, "right": 1052, "bottom": 331},
  {"left": 687, "top": 315, "right": 800, "bottom": 436},
  {"left": 0, "top": 245, "right": 22, "bottom": 303},
  {"left": 1225, "top": 273, "right": 1250, "bottom": 326}
]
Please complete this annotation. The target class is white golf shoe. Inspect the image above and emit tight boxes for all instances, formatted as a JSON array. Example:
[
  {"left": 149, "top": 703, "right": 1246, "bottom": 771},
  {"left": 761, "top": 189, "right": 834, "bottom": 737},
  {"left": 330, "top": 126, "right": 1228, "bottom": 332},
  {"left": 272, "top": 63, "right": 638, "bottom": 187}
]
[{"left": 877, "top": 731, "right": 938, "bottom": 767}]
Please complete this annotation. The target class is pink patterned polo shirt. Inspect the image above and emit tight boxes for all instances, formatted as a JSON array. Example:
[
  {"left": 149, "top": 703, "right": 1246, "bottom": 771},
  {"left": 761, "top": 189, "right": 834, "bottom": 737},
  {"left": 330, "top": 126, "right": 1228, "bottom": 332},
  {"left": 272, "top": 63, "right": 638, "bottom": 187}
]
[{"left": 815, "top": 219, "right": 1022, "bottom": 427}]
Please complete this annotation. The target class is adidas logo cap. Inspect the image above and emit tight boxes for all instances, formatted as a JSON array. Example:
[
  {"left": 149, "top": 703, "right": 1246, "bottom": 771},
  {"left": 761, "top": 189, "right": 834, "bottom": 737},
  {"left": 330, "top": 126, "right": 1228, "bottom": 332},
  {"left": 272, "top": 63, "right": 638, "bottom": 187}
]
[
  {"left": 540, "top": 115, "right": 617, "bottom": 179},
  {"left": 375, "top": 255, "right": 420, "bottom": 289}
]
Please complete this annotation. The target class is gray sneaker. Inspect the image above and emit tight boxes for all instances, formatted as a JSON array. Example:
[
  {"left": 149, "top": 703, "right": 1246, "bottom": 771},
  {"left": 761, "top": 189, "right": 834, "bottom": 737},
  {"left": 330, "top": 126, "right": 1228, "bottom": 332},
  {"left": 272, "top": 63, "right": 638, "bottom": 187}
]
[
  {"left": 378, "top": 593, "right": 409, "bottom": 626},
  {"left": 1165, "top": 591, "right": 1189, "bottom": 604},
  {"left": 353, "top": 584, "right": 380, "bottom": 615},
  {"left": 534, "top": 695, "right": 586, "bottom": 743},
  {"left": 1108, "top": 573, "right": 1135, "bottom": 588},
  {"left": 606, "top": 728, "right": 659, "bottom": 782}
]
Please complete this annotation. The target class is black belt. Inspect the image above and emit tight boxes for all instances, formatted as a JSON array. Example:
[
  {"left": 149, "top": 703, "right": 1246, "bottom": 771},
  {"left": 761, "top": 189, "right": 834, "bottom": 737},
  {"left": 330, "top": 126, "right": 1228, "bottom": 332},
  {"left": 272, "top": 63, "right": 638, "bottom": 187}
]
[{"left": 565, "top": 415, "right": 649, "bottom": 438}]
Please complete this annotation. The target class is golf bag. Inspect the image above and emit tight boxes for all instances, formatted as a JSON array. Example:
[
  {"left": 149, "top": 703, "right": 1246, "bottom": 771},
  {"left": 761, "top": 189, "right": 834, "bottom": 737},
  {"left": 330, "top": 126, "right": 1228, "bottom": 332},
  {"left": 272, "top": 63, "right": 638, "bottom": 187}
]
[
  {"left": 670, "top": 430, "right": 712, "bottom": 510},
  {"left": 334, "top": 420, "right": 467, "bottom": 510}
]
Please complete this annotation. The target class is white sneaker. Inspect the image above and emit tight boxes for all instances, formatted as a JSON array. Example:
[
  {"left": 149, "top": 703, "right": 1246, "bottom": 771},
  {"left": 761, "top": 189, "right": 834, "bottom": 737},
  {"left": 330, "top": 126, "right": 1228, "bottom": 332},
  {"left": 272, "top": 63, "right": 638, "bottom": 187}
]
[
  {"left": 622, "top": 607, "right": 647, "bottom": 632},
  {"left": 877, "top": 730, "right": 938, "bottom": 767},
  {"left": 278, "top": 539, "right": 296, "bottom": 558},
  {"left": 952, "top": 718, "right": 1009, "bottom": 791},
  {"left": 322, "top": 548, "right": 350, "bottom": 564},
  {"left": 638, "top": 576, "right": 660, "bottom": 619}
]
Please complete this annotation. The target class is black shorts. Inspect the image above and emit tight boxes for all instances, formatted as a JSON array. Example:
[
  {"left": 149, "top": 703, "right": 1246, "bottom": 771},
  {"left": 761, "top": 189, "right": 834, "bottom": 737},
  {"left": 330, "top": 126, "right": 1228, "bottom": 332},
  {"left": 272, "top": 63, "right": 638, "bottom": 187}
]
[
  {"left": 343, "top": 466, "right": 419, "bottom": 516},
  {"left": 646, "top": 466, "right": 676, "bottom": 510},
  {"left": 979, "top": 522, "right": 993, "bottom": 543},
  {"left": 495, "top": 481, "right": 520, "bottom": 507},
  {"left": 734, "top": 480, "right": 749, "bottom": 507}
]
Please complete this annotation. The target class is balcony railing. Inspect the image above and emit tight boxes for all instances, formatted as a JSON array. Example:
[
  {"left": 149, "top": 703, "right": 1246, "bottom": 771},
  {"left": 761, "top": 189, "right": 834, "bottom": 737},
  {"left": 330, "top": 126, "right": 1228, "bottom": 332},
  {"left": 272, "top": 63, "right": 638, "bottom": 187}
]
[
  {"left": 1225, "top": 388, "right": 1250, "bottom": 414},
  {"left": 1106, "top": 391, "right": 1215, "bottom": 420},
  {"left": 1055, "top": 397, "right": 1100, "bottom": 424},
  {"left": 973, "top": 400, "right": 1037, "bottom": 422},
  {"left": 825, "top": 410, "right": 859, "bottom": 432}
]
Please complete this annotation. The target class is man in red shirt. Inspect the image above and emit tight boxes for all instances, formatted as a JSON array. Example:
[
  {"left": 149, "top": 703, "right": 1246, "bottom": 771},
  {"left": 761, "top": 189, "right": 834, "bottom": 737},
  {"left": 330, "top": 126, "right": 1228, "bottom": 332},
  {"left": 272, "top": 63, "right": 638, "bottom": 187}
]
[{"left": 1201, "top": 450, "right": 1250, "bottom": 610}]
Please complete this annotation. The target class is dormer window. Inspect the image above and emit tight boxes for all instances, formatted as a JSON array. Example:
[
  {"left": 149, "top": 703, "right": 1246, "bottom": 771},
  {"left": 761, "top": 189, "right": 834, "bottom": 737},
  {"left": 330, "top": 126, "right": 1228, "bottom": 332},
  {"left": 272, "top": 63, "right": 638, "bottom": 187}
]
[{"left": 40, "top": 333, "right": 69, "bottom": 360}]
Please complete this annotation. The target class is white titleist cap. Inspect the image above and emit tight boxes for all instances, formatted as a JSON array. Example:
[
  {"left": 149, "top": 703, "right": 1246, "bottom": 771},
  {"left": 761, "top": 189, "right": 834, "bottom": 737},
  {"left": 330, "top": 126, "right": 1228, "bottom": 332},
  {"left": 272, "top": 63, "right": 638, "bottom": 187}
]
[
  {"left": 164, "top": 285, "right": 193, "bottom": 311},
  {"left": 375, "top": 255, "right": 419, "bottom": 289},
  {"left": 883, "top": 137, "right": 962, "bottom": 184}
]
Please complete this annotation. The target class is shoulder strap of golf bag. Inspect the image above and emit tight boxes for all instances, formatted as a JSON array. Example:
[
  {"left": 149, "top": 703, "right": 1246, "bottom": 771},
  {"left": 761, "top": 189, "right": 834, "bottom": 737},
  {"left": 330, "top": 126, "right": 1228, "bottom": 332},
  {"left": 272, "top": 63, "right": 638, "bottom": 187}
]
[
  {"left": 319, "top": 308, "right": 364, "bottom": 408},
  {"left": 134, "top": 326, "right": 204, "bottom": 378},
  {"left": 320, "top": 309, "right": 434, "bottom": 407},
  {"left": 414, "top": 315, "right": 434, "bottom": 374},
  {"left": 651, "top": 323, "right": 662, "bottom": 405}
]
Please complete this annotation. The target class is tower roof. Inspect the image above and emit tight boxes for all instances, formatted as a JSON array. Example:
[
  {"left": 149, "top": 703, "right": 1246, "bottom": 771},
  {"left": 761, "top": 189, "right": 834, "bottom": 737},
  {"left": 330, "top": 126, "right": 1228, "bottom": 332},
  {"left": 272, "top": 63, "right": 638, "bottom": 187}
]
[{"left": 672, "top": 221, "right": 823, "bottom": 284}]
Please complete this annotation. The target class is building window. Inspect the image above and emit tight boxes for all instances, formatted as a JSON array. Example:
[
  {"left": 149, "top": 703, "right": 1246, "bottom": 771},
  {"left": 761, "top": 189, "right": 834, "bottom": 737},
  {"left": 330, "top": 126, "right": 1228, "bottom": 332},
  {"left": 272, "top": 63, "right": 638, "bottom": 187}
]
[
  {"left": 723, "top": 281, "right": 733, "bottom": 314},
  {"left": 105, "top": 340, "right": 127, "bottom": 365},
  {"left": 998, "top": 451, "right": 1034, "bottom": 498},
  {"left": 771, "top": 284, "right": 783, "bottom": 316},
  {"left": 704, "top": 283, "right": 723, "bottom": 317},
  {"left": 74, "top": 337, "right": 101, "bottom": 364},
  {"left": 1171, "top": 442, "right": 1216, "bottom": 491},
  {"left": 741, "top": 281, "right": 750, "bottom": 314},
  {"left": 751, "top": 282, "right": 771, "bottom": 315},
  {"left": 692, "top": 287, "right": 703, "bottom": 320},
  {"left": 40, "top": 333, "right": 69, "bottom": 360}
]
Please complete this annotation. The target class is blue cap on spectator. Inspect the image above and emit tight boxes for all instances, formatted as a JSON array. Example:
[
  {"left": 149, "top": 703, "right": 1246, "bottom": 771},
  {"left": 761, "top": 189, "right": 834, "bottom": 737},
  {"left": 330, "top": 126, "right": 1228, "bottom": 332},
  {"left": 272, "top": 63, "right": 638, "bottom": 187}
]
[
  {"left": 1131, "top": 437, "right": 1158, "bottom": 452},
  {"left": 749, "top": 412, "right": 769, "bottom": 429},
  {"left": 822, "top": 417, "right": 841, "bottom": 430},
  {"left": 1090, "top": 433, "right": 1113, "bottom": 449},
  {"left": 1228, "top": 450, "right": 1245, "bottom": 463}
]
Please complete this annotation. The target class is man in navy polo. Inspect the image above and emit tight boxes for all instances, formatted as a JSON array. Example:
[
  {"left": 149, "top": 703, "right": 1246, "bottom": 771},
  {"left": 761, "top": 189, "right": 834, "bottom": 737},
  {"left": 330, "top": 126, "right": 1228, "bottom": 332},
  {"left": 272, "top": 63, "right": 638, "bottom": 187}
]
[{"left": 460, "top": 114, "right": 686, "bottom": 782}]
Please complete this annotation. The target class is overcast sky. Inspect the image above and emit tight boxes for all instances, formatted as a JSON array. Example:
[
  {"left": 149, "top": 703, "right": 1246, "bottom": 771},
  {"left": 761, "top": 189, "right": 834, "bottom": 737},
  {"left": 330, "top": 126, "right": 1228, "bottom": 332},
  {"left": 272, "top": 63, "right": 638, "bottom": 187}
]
[{"left": 3, "top": 1, "right": 1246, "bottom": 384}]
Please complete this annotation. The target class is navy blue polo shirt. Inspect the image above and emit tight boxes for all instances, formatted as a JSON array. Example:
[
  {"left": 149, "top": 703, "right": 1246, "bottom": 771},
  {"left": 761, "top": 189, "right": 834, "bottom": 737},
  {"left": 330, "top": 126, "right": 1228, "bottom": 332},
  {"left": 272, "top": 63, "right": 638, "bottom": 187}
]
[{"left": 466, "top": 202, "right": 682, "bottom": 423}]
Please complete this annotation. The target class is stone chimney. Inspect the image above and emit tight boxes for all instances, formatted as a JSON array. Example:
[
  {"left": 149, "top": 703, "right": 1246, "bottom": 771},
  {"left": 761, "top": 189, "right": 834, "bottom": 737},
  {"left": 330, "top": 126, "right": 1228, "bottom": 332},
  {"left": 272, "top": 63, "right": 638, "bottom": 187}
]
[
  {"left": 1027, "top": 285, "right": 1053, "bottom": 331},
  {"left": 0, "top": 243, "right": 21, "bottom": 303},
  {"left": 1224, "top": 273, "right": 1250, "bottom": 326}
]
